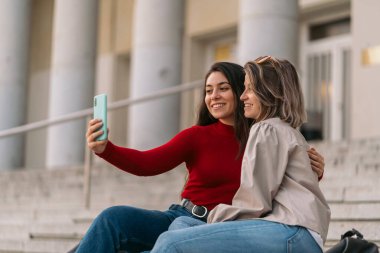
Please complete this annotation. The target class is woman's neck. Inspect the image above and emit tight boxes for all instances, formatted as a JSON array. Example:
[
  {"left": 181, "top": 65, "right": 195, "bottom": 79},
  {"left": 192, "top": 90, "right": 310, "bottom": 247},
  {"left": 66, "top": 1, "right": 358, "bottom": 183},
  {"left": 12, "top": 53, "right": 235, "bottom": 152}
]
[{"left": 219, "top": 119, "right": 234, "bottom": 126}]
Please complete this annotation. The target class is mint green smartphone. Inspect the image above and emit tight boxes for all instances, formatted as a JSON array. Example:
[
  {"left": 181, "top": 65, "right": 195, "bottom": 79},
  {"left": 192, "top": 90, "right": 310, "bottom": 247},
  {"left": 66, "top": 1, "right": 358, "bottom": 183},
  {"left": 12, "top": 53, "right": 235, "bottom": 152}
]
[{"left": 93, "top": 94, "right": 108, "bottom": 141}]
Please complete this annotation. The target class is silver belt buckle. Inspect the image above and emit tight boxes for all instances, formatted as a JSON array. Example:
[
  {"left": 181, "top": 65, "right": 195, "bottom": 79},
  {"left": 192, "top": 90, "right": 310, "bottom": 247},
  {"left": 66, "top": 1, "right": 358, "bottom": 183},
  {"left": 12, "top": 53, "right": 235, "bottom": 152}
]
[{"left": 191, "top": 205, "right": 207, "bottom": 218}]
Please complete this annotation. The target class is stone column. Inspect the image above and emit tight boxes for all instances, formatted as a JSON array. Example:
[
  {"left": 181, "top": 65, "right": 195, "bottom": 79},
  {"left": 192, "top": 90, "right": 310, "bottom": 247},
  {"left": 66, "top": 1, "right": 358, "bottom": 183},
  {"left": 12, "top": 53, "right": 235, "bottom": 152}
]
[
  {"left": 46, "top": 0, "right": 98, "bottom": 168},
  {"left": 128, "top": 0, "right": 184, "bottom": 149},
  {"left": 238, "top": 0, "right": 299, "bottom": 64},
  {"left": 0, "top": 0, "right": 31, "bottom": 170}
]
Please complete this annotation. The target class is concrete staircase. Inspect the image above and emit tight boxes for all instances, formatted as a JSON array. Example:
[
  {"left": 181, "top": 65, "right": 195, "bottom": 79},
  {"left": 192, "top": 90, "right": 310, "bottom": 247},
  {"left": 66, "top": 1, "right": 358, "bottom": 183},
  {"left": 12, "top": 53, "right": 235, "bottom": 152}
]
[
  {"left": 0, "top": 137, "right": 379, "bottom": 252},
  {"left": 313, "top": 138, "right": 380, "bottom": 250},
  {"left": 0, "top": 163, "right": 186, "bottom": 253}
]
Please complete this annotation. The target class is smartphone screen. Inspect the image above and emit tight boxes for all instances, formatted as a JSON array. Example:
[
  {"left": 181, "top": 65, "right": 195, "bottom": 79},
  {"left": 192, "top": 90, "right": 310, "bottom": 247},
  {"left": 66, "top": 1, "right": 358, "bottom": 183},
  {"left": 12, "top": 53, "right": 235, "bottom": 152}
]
[{"left": 93, "top": 94, "right": 108, "bottom": 141}]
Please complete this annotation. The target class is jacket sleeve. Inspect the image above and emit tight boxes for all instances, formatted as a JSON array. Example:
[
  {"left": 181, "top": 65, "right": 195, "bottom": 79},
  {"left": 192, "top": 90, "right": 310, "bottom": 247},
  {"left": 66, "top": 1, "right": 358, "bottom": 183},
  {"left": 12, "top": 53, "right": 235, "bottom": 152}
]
[
  {"left": 96, "top": 127, "right": 196, "bottom": 176},
  {"left": 208, "top": 122, "right": 295, "bottom": 222}
]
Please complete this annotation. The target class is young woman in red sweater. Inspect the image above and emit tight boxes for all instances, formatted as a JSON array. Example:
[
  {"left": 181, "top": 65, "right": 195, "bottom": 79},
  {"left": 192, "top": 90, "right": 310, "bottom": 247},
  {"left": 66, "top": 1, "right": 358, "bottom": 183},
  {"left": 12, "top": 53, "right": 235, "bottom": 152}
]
[{"left": 74, "top": 62, "right": 324, "bottom": 253}]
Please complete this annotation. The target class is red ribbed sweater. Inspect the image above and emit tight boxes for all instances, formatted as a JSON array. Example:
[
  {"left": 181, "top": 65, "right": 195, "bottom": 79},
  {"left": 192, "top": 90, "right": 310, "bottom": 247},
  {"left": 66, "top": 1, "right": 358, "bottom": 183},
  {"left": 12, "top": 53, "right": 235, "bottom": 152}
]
[{"left": 97, "top": 121, "right": 242, "bottom": 211}]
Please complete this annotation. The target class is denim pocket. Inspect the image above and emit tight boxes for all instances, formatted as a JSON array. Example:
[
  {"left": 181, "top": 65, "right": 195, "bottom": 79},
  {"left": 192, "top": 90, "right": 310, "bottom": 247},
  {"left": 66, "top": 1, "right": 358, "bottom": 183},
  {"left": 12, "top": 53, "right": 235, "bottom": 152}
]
[{"left": 287, "top": 227, "right": 321, "bottom": 253}]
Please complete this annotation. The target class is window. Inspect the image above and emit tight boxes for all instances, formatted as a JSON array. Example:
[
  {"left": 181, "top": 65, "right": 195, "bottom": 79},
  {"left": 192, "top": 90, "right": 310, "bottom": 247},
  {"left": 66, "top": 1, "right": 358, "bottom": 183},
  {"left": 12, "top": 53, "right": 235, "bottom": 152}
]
[{"left": 309, "top": 17, "right": 350, "bottom": 41}]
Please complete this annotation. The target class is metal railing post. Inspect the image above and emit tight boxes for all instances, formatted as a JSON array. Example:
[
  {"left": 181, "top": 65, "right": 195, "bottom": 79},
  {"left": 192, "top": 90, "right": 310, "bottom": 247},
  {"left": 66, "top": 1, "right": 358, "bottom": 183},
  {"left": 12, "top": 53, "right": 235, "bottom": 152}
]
[{"left": 83, "top": 115, "right": 92, "bottom": 209}]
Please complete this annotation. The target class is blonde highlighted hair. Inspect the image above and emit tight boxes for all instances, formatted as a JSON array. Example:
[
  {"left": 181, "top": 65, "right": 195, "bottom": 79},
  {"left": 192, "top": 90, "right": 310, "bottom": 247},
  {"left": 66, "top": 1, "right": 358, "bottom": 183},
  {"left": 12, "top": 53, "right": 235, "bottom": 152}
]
[{"left": 244, "top": 56, "right": 306, "bottom": 128}]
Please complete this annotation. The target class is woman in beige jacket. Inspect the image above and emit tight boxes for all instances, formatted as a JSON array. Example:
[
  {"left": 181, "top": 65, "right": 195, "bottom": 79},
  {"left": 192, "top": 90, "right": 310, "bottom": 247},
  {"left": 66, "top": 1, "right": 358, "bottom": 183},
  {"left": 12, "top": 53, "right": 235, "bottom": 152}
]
[{"left": 150, "top": 56, "right": 331, "bottom": 253}]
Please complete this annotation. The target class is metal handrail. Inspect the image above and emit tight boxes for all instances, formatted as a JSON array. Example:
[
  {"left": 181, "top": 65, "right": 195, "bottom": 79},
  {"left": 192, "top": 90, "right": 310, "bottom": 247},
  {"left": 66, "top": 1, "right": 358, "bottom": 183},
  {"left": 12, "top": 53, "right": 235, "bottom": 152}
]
[
  {"left": 0, "top": 79, "right": 203, "bottom": 138},
  {"left": 0, "top": 79, "right": 204, "bottom": 209}
]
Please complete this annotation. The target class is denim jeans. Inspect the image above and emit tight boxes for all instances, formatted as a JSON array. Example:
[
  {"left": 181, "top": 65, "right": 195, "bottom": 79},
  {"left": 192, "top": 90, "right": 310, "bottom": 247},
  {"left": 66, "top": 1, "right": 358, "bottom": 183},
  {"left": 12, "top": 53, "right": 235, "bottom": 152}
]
[
  {"left": 75, "top": 204, "right": 194, "bottom": 253},
  {"left": 168, "top": 216, "right": 206, "bottom": 231},
  {"left": 151, "top": 219, "right": 322, "bottom": 253}
]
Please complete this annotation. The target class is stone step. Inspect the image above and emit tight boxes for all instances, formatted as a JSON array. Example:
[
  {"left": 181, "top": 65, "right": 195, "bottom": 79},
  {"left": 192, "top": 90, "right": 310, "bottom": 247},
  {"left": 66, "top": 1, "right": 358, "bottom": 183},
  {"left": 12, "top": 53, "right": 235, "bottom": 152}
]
[
  {"left": 0, "top": 168, "right": 82, "bottom": 184},
  {"left": 320, "top": 176, "right": 380, "bottom": 187},
  {"left": 3, "top": 192, "right": 187, "bottom": 212},
  {"left": 0, "top": 209, "right": 99, "bottom": 226},
  {"left": 0, "top": 179, "right": 184, "bottom": 197},
  {"left": 310, "top": 138, "right": 380, "bottom": 155},
  {"left": 1, "top": 178, "right": 183, "bottom": 195},
  {"left": 0, "top": 202, "right": 86, "bottom": 212},
  {"left": 330, "top": 202, "right": 380, "bottom": 220},
  {"left": 0, "top": 184, "right": 183, "bottom": 201},
  {"left": 0, "top": 224, "right": 30, "bottom": 241},
  {"left": 0, "top": 223, "right": 89, "bottom": 242},
  {"left": 321, "top": 162, "right": 380, "bottom": 178},
  {"left": 0, "top": 190, "right": 180, "bottom": 210},
  {"left": 321, "top": 185, "right": 380, "bottom": 202},
  {"left": 0, "top": 170, "right": 186, "bottom": 201},
  {"left": 0, "top": 239, "right": 79, "bottom": 253},
  {"left": 0, "top": 197, "right": 182, "bottom": 218}
]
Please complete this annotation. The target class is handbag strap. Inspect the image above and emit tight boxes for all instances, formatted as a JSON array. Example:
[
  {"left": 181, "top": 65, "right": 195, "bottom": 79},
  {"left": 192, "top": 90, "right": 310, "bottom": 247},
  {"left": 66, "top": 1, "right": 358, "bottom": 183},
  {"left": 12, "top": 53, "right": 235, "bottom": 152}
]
[{"left": 341, "top": 228, "right": 364, "bottom": 240}]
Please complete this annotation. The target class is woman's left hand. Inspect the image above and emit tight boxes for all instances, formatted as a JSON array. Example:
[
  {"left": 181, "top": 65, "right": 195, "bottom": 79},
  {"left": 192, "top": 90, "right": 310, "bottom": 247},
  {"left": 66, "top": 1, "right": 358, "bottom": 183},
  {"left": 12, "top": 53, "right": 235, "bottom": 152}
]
[{"left": 307, "top": 147, "right": 325, "bottom": 180}]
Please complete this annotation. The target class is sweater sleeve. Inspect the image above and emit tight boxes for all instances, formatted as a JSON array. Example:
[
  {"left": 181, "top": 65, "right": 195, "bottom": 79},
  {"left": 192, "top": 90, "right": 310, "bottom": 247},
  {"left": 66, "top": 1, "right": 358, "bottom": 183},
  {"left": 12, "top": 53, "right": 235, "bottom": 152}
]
[{"left": 96, "top": 127, "right": 196, "bottom": 176}]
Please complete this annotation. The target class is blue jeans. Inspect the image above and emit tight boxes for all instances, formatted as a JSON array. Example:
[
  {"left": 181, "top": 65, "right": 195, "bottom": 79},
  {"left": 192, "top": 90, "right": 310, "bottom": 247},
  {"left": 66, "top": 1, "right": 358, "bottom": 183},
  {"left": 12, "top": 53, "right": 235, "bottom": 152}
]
[
  {"left": 75, "top": 204, "right": 195, "bottom": 253},
  {"left": 168, "top": 216, "right": 206, "bottom": 231},
  {"left": 151, "top": 219, "right": 322, "bottom": 253}
]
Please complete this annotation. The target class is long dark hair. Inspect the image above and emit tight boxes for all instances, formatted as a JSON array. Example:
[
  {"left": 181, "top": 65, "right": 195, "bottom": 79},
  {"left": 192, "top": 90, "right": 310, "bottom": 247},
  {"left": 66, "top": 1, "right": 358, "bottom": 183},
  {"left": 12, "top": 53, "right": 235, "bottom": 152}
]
[{"left": 196, "top": 62, "right": 252, "bottom": 155}]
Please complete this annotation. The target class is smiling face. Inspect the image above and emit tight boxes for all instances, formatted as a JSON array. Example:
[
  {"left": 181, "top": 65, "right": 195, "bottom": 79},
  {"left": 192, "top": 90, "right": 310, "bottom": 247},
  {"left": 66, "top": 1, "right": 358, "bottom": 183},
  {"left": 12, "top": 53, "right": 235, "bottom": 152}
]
[
  {"left": 205, "top": 71, "right": 236, "bottom": 125},
  {"left": 240, "top": 75, "right": 261, "bottom": 120}
]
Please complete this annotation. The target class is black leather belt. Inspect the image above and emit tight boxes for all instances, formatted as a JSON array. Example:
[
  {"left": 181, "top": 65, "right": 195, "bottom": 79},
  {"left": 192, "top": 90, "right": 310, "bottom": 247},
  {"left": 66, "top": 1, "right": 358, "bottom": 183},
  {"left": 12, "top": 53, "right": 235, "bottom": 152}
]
[{"left": 181, "top": 198, "right": 209, "bottom": 221}]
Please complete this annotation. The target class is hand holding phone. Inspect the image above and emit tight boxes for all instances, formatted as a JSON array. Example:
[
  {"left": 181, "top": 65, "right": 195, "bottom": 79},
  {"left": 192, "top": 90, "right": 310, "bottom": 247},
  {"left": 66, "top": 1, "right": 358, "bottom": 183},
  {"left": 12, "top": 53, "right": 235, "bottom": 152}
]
[{"left": 93, "top": 94, "right": 108, "bottom": 141}]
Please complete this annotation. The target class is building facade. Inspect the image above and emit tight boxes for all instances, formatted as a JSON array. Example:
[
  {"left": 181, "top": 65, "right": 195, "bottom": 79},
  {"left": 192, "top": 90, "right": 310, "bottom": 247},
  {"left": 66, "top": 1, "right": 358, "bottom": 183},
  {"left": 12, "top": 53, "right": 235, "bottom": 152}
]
[{"left": 0, "top": 0, "right": 379, "bottom": 170}]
